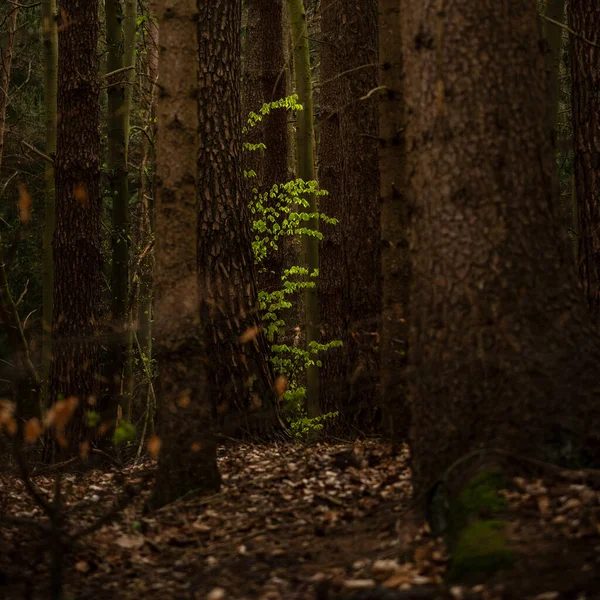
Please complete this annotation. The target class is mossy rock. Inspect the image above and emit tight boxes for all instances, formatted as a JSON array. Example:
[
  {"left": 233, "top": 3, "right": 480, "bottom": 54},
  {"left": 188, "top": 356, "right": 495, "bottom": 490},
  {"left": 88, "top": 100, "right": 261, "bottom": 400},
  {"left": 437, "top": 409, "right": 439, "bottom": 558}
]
[
  {"left": 447, "top": 519, "right": 514, "bottom": 581},
  {"left": 446, "top": 468, "right": 514, "bottom": 582}
]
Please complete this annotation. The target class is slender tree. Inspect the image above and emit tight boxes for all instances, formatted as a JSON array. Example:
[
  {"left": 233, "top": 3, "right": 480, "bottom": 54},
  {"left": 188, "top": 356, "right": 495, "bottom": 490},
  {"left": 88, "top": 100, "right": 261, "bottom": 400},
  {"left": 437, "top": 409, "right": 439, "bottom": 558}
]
[
  {"left": 152, "top": 0, "right": 220, "bottom": 507},
  {"left": 242, "top": 0, "right": 289, "bottom": 296},
  {"left": 402, "top": 0, "right": 600, "bottom": 495},
  {"left": 287, "top": 0, "right": 320, "bottom": 417},
  {"left": 47, "top": 0, "right": 103, "bottom": 457},
  {"left": 543, "top": 0, "right": 565, "bottom": 134},
  {"left": 0, "top": 7, "right": 18, "bottom": 170},
  {"left": 106, "top": 0, "right": 131, "bottom": 413},
  {"left": 378, "top": 0, "right": 409, "bottom": 439},
  {"left": 569, "top": 2, "right": 600, "bottom": 325},
  {"left": 41, "top": 0, "right": 58, "bottom": 396},
  {"left": 318, "top": 0, "right": 380, "bottom": 424}
]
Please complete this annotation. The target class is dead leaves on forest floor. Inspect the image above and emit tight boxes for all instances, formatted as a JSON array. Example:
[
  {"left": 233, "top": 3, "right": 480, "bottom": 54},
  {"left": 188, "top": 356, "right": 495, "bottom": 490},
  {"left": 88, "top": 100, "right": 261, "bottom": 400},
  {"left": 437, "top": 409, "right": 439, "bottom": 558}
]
[{"left": 2, "top": 441, "right": 600, "bottom": 599}]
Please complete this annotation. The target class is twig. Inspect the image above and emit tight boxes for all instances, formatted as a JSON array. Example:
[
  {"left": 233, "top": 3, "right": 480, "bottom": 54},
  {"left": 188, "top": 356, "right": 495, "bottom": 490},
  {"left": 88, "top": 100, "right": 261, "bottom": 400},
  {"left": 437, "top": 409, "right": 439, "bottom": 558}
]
[
  {"left": 542, "top": 15, "right": 600, "bottom": 49},
  {"left": 20, "top": 140, "right": 54, "bottom": 164}
]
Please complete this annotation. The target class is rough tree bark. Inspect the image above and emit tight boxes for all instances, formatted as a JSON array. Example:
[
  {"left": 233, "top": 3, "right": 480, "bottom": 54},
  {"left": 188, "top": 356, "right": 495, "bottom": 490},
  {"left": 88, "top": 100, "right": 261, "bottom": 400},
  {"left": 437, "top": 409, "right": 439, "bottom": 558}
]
[
  {"left": 318, "top": 0, "right": 380, "bottom": 425},
  {"left": 402, "top": 0, "right": 600, "bottom": 495},
  {"left": 378, "top": 0, "right": 409, "bottom": 439},
  {"left": 47, "top": 0, "right": 103, "bottom": 458},
  {"left": 41, "top": 0, "right": 58, "bottom": 398},
  {"left": 242, "top": 0, "right": 289, "bottom": 296},
  {"left": 287, "top": 0, "right": 320, "bottom": 417},
  {"left": 569, "top": 2, "right": 600, "bottom": 325},
  {"left": 197, "top": 0, "right": 277, "bottom": 436},
  {"left": 152, "top": 0, "right": 220, "bottom": 507}
]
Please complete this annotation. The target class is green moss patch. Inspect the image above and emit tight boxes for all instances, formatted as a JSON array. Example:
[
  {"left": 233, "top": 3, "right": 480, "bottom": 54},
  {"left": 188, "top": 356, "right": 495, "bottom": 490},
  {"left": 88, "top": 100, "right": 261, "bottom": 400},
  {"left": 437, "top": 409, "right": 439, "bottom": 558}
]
[{"left": 446, "top": 468, "right": 514, "bottom": 582}]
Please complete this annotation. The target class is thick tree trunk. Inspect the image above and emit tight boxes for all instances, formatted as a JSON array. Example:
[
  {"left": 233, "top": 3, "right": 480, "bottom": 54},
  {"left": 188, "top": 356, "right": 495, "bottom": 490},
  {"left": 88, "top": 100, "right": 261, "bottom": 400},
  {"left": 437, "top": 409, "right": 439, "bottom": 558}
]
[
  {"left": 47, "top": 0, "right": 102, "bottom": 458},
  {"left": 152, "top": 0, "right": 220, "bottom": 508},
  {"left": 197, "top": 0, "right": 277, "bottom": 436},
  {"left": 378, "top": 0, "right": 409, "bottom": 439},
  {"left": 287, "top": 0, "right": 320, "bottom": 418},
  {"left": 106, "top": 0, "right": 131, "bottom": 418},
  {"left": 242, "top": 0, "right": 289, "bottom": 297},
  {"left": 0, "top": 7, "right": 18, "bottom": 170},
  {"left": 403, "top": 0, "right": 600, "bottom": 495},
  {"left": 318, "top": 0, "right": 380, "bottom": 425},
  {"left": 41, "top": 0, "right": 58, "bottom": 400},
  {"left": 569, "top": 2, "right": 600, "bottom": 325}
]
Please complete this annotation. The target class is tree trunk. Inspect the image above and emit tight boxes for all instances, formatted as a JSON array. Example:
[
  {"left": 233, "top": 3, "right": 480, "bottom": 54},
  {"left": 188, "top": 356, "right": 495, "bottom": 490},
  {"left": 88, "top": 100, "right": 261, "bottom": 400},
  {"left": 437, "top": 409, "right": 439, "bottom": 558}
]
[
  {"left": 543, "top": 0, "right": 565, "bottom": 134},
  {"left": 131, "top": 0, "right": 158, "bottom": 423},
  {"left": 196, "top": 0, "right": 277, "bottom": 436},
  {"left": 41, "top": 0, "right": 58, "bottom": 402},
  {"left": 569, "top": 2, "right": 600, "bottom": 325},
  {"left": 378, "top": 0, "right": 409, "bottom": 440},
  {"left": 106, "top": 0, "right": 131, "bottom": 419},
  {"left": 0, "top": 7, "right": 18, "bottom": 170},
  {"left": 152, "top": 0, "right": 220, "bottom": 508},
  {"left": 403, "top": 0, "right": 600, "bottom": 496},
  {"left": 242, "top": 0, "right": 289, "bottom": 297},
  {"left": 47, "top": 0, "right": 102, "bottom": 458},
  {"left": 318, "top": 0, "right": 380, "bottom": 426},
  {"left": 287, "top": 0, "right": 320, "bottom": 418}
]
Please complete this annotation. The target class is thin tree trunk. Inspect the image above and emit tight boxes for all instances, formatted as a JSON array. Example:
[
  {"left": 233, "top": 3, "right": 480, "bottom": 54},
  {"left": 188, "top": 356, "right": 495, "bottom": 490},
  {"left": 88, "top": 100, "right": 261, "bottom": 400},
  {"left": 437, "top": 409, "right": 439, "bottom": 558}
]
[
  {"left": 196, "top": 0, "right": 277, "bottom": 436},
  {"left": 106, "top": 0, "right": 131, "bottom": 418},
  {"left": 569, "top": 2, "right": 600, "bottom": 325},
  {"left": 152, "top": 0, "right": 220, "bottom": 508},
  {"left": 318, "top": 0, "right": 380, "bottom": 426},
  {"left": 123, "top": 0, "right": 136, "bottom": 150},
  {"left": 47, "top": 0, "right": 102, "bottom": 459},
  {"left": 378, "top": 0, "right": 409, "bottom": 440},
  {"left": 543, "top": 0, "right": 565, "bottom": 134},
  {"left": 403, "top": 0, "right": 600, "bottom": 496},
  {"left": 41, "top": 0, "right": 58, "bottom": 403},
  {"left": 242, "top": 0, "right": 289, "bottom": 297},
  {"left": 0, "top": 7, "right": 18, "bottom": 170},
  {"left": 287, "top": 0, "right": 320, "bottom": 418}
]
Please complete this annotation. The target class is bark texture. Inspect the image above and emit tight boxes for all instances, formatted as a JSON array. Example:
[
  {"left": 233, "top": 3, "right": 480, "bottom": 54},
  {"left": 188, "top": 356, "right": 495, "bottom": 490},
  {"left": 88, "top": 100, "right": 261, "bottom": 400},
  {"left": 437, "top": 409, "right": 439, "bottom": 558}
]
[
  {"left": 152, "top": 0, "right": 220, "bottom": 507},
  {"left": 569, "top": 2, "right": 600, "bottom": 325},
  {"left": 242, "top": 0, "right": 289, "bottom": 296},
  {"left": 403, "top": 0, "right": 600, "bottom": 495},
  {"left": 287, "top": 0, "right": 320, "bottom": 417},
  {"left": 197, "top": 0, "right": 277, "bottom": 435},
  {"left": 47, "top": 0, "right": 102, "bottom": 457},
  {"left": 318, "top": 0, "right": 380, "bottom": 425},
  {"left": 379, "top": 0, "right": 409, "bottom": 439},
  {"left": 42, "top": 0, "right": 58, "bottom": 395}
]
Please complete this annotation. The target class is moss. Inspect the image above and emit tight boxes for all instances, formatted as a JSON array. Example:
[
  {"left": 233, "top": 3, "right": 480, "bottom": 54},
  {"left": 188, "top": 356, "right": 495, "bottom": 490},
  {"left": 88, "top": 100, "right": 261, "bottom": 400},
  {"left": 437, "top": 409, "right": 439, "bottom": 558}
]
[
  {"left": 446, "top": 469, "right": 514, "bottom": 582},
  {"left": 448, "top": 519, "right": 514, "bottom": 581},
  {"left": 451, "top": 468, "right": 506, "bottom": 534}
]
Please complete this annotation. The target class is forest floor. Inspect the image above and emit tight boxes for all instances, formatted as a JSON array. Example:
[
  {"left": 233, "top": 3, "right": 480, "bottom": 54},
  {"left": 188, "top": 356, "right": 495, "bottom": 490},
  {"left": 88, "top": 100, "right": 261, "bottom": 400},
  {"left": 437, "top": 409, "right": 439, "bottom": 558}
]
[{"left": 2, "top": 440, "right": 600, "bottom": 599}]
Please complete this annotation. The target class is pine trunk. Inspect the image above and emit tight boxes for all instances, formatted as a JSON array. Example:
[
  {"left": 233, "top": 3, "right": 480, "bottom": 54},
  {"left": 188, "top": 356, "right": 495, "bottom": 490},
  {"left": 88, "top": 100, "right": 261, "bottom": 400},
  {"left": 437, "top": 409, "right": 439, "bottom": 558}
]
[
  {"left": 48, "top": 0, "right": 102, "bottom": 457},
  {"left": 152, "top": 0, "right": 220, "bottom": 508},
  {"left": 318, "top": 0, "right": 380, "bottom": 425},
  {"left": 379, "top": 0, "right": 409, "bottom": 439},
  {"left": 287, "top": 0, "right": 320, "bottom": 418},
  {"left": 41, "top": 0, "right": 58, "bottom": 401},
  {"left": 569, "top": 2, "right": 600, "bottom": 325},
  {"left": 403, "top": 0, "right": 600, "bottom": 495},
  {"left": 197, "top": 0, "right": 277, "bottom": 436},
  {"left": 242, "top": 0, "right": 289, "bottom": 297},
  {"left": 543, "top": 0, "right": 565, "bottom": 133}
]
